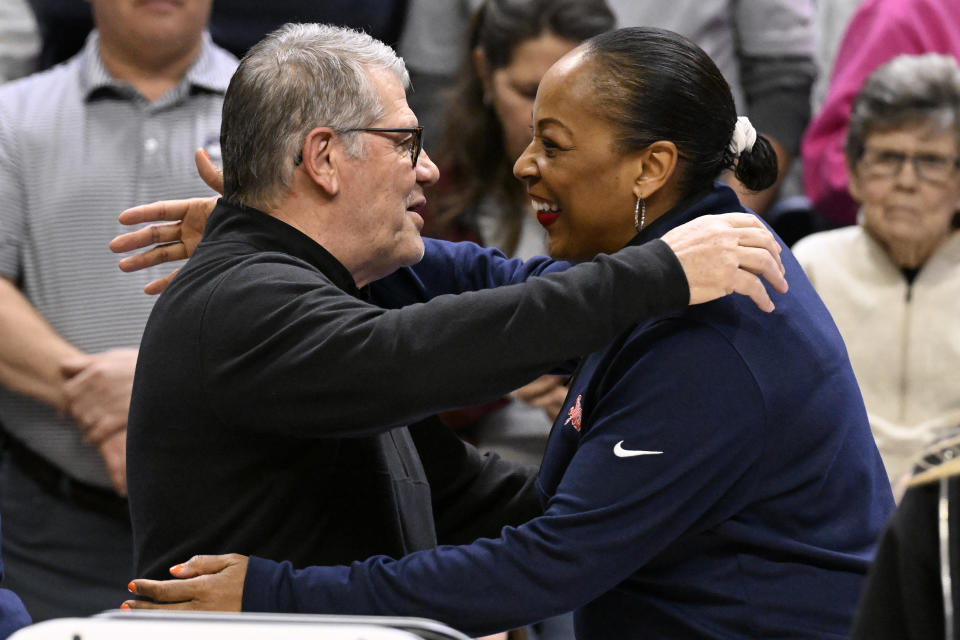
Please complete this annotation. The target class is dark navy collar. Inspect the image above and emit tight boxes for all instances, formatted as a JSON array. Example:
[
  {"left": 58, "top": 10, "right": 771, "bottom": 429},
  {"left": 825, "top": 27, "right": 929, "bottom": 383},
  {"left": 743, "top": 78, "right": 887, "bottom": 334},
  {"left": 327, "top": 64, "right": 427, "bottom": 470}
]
[
  {"left": 202, "top": 198, "right": 362, "bottom": 297},
  {"left": 627, "top": 183, "right": 746, "bottom": 247}
]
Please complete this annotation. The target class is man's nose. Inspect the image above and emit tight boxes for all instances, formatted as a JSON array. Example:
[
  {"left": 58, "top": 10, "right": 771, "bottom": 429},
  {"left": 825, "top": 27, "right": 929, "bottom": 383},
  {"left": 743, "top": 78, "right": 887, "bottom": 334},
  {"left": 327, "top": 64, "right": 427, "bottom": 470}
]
[{"left": 416, "top": 148, "right": 440, "bottom": 186}]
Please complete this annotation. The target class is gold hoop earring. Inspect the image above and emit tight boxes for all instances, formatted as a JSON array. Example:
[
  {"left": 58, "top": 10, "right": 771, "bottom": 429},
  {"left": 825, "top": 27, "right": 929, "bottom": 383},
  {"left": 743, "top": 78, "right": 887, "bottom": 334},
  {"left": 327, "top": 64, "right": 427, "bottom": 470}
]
[{"left": 634, "top": 195, "right": 646, "bottom": 233}]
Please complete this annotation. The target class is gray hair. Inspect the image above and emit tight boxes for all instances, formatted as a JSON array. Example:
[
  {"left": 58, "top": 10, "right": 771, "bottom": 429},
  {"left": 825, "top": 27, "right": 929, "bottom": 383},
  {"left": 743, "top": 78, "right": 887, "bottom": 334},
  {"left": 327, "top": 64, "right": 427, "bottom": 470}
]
[
  {"left": 846, "top": 53, "right": 960, "bottom": 165},
  {"left": 221, "top": 23, "right": 409, "bottom": 209}
]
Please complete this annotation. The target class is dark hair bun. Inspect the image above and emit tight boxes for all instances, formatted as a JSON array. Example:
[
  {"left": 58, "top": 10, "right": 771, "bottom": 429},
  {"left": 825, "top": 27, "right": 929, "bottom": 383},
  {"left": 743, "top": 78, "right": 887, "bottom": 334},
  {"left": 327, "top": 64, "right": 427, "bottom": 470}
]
[{"left": 734, "top": 134, "right": 778, "bottom": 192}]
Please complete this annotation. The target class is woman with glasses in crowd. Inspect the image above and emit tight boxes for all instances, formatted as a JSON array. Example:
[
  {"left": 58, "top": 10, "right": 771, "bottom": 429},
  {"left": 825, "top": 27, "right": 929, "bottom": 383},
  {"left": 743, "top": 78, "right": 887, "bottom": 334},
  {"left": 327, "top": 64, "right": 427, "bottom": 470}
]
[{"left": 793, "top": 53, "right": 960, "bottom": 495}]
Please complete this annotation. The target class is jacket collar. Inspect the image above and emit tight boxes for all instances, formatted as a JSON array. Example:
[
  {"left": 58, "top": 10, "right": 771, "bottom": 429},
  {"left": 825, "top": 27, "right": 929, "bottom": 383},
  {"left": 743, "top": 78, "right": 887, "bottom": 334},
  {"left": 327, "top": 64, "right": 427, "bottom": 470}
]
[
  {"left": 202, "top": 199, "right": 362, "bottom": 297},
  {"left": 627, "top": 183, "right": 746, "bottom": 247}
]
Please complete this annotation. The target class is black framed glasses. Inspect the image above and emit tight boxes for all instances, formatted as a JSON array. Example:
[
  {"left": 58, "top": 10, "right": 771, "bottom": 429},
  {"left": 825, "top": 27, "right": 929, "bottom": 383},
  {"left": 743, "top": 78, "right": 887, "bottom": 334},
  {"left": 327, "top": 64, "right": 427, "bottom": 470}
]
[
  {"left": 346, "top": 126, "right": 424, "bottom": 167},
  {"left": 859, "top": 148, "right": 960, "bottom": 184},
  {"left": 295, "top": 126, "right": 424, "bottom": 168}
]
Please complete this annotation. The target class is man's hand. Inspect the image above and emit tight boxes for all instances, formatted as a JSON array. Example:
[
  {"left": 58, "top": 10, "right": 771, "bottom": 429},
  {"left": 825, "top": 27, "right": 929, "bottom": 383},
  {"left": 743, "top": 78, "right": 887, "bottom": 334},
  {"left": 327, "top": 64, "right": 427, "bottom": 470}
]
[
  {"left": 60, "top": 347, "right": 137, "bottom": 496},
  {"left": 60, "top": 349, "right": 137, "bottom": 444},
  {"left": 511, "top": 375, "right": 568, "bottom": 422},
  {"left": 97, "top": 430, "right": 127, "bottom": 496},
  {"left": 109, "top": 149, "right": 223, "bottom": 294},
  {"left": 60, "top": 348, "right": 138, "bottom": 445},
  {"left": 661, "top": 213, "right": 788, "bottom": 312},
  {"left": 123, "top": 554, "right": 248, "bottom": 611}
]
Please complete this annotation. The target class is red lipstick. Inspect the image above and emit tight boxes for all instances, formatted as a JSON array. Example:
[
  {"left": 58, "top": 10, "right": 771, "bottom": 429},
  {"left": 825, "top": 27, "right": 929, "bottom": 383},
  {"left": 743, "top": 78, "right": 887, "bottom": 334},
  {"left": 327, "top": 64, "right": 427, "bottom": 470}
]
[{"left": 537, "top": 211, "right": 560, "bottom": 227}]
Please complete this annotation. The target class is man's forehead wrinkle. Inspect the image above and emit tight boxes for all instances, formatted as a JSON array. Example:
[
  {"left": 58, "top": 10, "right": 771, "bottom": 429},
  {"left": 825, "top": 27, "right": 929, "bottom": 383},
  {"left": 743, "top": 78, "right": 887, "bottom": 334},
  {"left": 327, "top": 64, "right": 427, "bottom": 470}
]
[{"left": 372, "top": 73, "right": 418, "bottom": 127}]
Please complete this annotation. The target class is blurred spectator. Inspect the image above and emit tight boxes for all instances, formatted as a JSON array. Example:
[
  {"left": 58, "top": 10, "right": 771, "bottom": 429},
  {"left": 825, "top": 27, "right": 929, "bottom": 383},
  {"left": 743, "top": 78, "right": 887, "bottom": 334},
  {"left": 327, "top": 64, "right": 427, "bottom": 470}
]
[
  {"left": 793, "top": 53, "right": 960, "bottom": 489},
  {"left": 606, "top": 0, "right": 817, "bottom": 215},
  {"left": 0, "top": 0, "right": 39, "bottom": 84},
  {"left": 424, "top": 0, "right": 614, "bottom": 471},
  {"left": 209, "top": 1, "right": 408, "bottom": 59},
  {"left": 429, "top": 0, "right": 614, "bottom": 260},
  {"left": 811, "top": 0, "right": 863, "bottom": 110},
  {"left": 398, "top": 0, "right": 479, "bottom": 145},
  {"left": 23, "top": 0, "right": 91, "bottom": 72},
  {"left": 0, "top": 0, "right": 235, "bottom": 619},
  {"left": 850, "top": 432, "right": 960, "bottom": 639},
  {"left": 802, "top": 0, "right": 960, "bottom": 227},
  {"left": 24, "top": 0, "right": 408, "bottom": 67}
]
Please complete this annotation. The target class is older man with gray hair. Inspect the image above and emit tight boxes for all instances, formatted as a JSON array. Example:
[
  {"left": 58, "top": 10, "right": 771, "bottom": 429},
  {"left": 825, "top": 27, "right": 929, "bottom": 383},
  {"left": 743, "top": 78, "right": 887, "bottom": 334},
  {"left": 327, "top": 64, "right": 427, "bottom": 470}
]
[{"left": 123, "top": 22, "right": 786, "bottom": 604}]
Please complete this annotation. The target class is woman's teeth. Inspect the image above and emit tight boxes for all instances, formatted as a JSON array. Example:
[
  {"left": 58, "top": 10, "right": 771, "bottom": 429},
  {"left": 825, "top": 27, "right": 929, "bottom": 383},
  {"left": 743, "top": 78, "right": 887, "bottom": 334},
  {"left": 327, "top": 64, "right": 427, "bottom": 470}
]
[{"left": 531, "top": 199, "right": 560, "bottom": 213}]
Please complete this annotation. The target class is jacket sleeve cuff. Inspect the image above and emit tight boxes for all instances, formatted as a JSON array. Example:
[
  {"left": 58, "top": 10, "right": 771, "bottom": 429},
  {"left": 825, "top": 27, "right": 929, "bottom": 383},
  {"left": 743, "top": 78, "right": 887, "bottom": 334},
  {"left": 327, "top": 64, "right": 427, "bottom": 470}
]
[
  {"left": 242, "top": 555, "right": 355, "bottom": 614},
  {"left": 242, "top": 556, "right": 293, "bottom": 612}
]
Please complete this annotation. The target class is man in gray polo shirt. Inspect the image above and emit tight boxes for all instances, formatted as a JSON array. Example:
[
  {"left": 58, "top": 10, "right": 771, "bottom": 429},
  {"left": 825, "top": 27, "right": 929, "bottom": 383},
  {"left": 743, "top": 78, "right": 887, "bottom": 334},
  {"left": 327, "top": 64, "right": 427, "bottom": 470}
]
[{"left": 0, "top": 0, "right": 235, "bottom": 620}]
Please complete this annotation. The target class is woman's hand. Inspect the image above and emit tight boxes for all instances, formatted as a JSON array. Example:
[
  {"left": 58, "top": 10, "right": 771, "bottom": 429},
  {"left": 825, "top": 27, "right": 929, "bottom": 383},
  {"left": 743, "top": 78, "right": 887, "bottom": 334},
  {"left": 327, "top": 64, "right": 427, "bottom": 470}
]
[
  {"left": 123, "top": 553, "right": 248, "bottom": 611},
  {"left": 109, "top": 149, "right": 224, "bottom": 294}
]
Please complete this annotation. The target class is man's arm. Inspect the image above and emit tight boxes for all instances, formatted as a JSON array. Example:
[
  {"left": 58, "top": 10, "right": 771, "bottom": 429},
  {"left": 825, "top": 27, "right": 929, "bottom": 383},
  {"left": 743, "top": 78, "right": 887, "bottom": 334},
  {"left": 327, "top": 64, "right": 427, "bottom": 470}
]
[
  {"left": 0, "top": 276, "right": 82, "bottom": 411},
  {"left": 200, "top": 239, "right": 689, "bottom": 438},
  {"left": 0, "top": 276, "right": 137, "bottom": 441},
  {"left": 203, "top": 214, "right": 785, "bottom": 440},
  {"left": 0, "top": 278, "right": 131, "bottom": 495}
]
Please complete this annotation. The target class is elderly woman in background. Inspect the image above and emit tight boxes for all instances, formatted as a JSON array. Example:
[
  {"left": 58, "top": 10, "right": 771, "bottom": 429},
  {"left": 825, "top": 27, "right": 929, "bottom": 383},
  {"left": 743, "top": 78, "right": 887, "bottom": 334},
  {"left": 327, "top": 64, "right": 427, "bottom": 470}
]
[{"left": 793, "top": 53, "right": 960, "bottom": 490}]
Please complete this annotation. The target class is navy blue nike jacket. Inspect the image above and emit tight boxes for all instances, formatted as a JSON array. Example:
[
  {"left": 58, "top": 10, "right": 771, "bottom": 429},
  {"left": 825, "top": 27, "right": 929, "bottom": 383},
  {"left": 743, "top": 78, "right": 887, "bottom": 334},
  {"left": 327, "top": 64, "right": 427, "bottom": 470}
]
[{"left": 242, "top": 184, "right": 894, "bottom": 639}]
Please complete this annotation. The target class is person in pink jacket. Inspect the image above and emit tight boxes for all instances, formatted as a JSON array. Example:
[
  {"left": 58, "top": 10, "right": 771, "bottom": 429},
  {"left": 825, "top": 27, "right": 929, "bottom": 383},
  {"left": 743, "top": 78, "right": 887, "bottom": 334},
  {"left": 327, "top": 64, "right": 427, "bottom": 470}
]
[{"left": 801, "top": 0, "right": 960, "bottom": 226}]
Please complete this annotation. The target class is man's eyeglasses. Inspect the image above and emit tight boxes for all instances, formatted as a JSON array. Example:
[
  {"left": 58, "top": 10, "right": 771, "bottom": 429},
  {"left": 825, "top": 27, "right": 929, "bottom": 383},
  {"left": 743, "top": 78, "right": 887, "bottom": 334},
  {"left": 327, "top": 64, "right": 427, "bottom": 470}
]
[
  {"left": 294, "top": 126, "right": 424, "bottom": 168},
  {"left": 348, "top": 127, "right": 424, "bottom": 167},
  {"left": 859, "top": 148, "right": 960, "bottom": 184}
]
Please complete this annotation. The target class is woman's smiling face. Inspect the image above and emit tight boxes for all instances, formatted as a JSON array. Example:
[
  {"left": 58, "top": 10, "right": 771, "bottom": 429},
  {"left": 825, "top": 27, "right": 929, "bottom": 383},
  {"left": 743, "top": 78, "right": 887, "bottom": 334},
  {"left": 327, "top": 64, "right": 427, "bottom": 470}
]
[{"left": 513, "top": 50, "right": 644, "bottom": 261}]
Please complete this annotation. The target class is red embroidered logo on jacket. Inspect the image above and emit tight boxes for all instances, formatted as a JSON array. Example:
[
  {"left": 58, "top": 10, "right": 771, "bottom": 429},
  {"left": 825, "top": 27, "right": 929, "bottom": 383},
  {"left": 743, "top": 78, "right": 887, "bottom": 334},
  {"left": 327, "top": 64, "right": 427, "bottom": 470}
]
[{"left": 565, "top": 394, "right": 583, "bottom": 432}]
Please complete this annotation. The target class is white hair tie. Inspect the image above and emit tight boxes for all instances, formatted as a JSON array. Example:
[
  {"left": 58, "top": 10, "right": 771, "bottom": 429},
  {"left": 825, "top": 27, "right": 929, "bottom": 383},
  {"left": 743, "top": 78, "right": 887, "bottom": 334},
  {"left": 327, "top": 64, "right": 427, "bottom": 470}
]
[{"left": 728, "top": 116, "right": 757, "bottom": 158}]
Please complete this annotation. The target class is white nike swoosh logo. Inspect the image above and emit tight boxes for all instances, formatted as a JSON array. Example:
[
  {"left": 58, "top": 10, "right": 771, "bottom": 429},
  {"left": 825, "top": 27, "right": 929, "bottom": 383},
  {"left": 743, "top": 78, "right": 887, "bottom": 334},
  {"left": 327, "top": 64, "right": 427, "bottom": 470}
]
[{"left": 613, "top": 440, "right": 663, "bottom": 457}]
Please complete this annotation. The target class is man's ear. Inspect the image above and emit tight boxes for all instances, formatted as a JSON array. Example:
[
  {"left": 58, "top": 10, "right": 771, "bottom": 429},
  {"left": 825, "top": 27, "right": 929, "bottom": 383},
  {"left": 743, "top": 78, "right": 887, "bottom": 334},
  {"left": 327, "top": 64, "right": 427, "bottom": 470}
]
[
  {"left": 633, "top": 140, "right": 679, "bottom": 200},
  {"left": 299, "top": 128, "right": 340, "bottom": 196}
]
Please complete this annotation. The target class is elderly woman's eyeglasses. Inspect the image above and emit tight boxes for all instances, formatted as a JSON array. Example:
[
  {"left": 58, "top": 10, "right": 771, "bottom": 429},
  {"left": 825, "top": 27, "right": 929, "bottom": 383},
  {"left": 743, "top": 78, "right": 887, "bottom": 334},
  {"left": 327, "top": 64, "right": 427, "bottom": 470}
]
[
  {"left": 294, "top": 126, "right": 424, "bottom": 168},
  {"left": 859, "top": 148, "right": 960, "bottom": 184}
]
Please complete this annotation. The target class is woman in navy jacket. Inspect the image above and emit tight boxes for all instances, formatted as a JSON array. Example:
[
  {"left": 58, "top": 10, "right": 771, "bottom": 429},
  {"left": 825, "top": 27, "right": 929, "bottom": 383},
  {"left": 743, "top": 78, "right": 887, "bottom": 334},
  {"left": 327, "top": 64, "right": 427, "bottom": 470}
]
[{"left": 125, "top": 27, "right": 892, "bottom": 640}]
